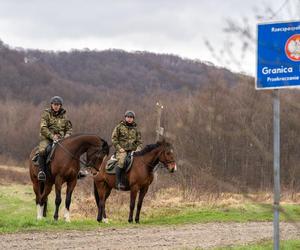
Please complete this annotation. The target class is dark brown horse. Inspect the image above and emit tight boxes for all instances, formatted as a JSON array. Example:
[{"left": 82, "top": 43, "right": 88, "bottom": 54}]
[
  {"left": 93, "top": 140, "right": 177, "bottom": 223},
  {"left": 29, "top": 134, "right": 109, "bottom": 221}
]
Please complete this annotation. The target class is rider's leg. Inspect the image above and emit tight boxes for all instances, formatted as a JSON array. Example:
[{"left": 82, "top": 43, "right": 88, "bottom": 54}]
[
  {"left": 38, "top": 140, "right": 50, "bottom": 181},
  {"left": 115, "top": 151, "right": 127, "bottom": 190},
  {"left": 38, "top": 151, "right": 46, "bottom": 181}
]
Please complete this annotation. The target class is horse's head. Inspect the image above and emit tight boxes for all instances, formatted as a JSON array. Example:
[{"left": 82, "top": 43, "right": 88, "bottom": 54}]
[
  {"left": 86, "top": 138, "right": 110, "bottom": 170},
  {"left": 157, "top": 140, "right": 177, "bottom": 173}
]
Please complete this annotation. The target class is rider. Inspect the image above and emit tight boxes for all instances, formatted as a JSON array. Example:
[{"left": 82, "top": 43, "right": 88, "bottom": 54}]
[
  {"left": 38, "top": 96, "right": 72, "bottom": 181},
  {"left": 112, "top": 110, "right": 142, "bottom": 190}
]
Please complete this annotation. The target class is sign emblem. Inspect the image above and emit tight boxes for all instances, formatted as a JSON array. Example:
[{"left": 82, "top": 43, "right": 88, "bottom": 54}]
[{"left": 285, "top": 34, "right": 300, "bottom": 61}]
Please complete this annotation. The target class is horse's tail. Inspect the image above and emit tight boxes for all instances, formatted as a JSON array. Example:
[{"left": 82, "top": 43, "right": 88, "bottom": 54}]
[{"left": 93, "top": 181, "right": 100, "bottom": 208}]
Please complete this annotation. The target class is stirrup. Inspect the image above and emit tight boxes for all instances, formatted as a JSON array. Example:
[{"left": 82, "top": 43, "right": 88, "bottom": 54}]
[
  {"left": 38, "top": 171, "right": 46, "bottom": 181},
  {"left": 117, "top": 183, "right": 126, "bottom": 190}
]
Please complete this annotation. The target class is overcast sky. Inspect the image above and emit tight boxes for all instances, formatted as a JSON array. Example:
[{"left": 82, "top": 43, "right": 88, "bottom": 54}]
[{"left": 0, "top": 0, "right": 299, "bottom": 75}]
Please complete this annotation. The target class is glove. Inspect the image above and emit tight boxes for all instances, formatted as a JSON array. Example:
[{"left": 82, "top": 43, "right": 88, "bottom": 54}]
[{"left": 53, "top": 134, "right": 61, "bottom": 143}]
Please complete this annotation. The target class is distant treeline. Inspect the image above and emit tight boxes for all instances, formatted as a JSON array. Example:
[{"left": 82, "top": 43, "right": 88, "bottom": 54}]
[{"left": 1, "top": 40, "right": 300, "bottom": 193}]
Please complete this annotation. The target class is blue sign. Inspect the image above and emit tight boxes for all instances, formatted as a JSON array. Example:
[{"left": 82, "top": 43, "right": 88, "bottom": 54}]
[{"left": 256, "top": 20, "right": 300, "bottom": 89}]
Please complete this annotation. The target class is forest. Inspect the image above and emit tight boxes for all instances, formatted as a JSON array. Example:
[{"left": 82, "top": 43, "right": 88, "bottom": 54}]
[{"left": 1, "top": 39, "right": 300, "bottom": 193}]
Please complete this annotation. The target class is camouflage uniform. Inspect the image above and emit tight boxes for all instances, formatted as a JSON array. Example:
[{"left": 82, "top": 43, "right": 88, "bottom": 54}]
[
  {"left": 38, "top": 108, "right": 72, "bottom": 153},
  {"left": 111, "top": 120, "right": 142, "bottom": 168}
]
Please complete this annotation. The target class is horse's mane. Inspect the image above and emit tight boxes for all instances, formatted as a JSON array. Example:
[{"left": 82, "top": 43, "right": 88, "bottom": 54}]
[
  {"left": 101, "top": 139, "right": 110, "bottom": 155},
  {"left": 62, "top": 133, "right": 110, "bottom": 155},
  {"left": 133, "top": 141, "right": 171, "bottom": 156},
  {"left": 61, "top": 134, "right": 108, "bottom": 147},
  {"left": 61, "top": 133, "right": 102, "bottom": 142}
]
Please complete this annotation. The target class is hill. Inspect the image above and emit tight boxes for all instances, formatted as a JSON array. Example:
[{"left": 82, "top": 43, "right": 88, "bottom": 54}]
[{"left": 0, "top": 39, "right": 239, "bottom": 104}]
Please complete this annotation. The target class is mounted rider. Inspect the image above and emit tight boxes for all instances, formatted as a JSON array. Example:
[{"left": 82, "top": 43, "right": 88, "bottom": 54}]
[
  {"left": 111, "top": 110, "right": 142, "bottom": 190},
  {"left": 38, "top": 96, "right": 72, "bottom": 181}
]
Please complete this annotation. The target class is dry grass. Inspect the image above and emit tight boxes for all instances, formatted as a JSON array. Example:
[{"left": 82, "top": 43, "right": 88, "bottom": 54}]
[
  {"left": 69, "top": 177, "right": 300, "bottom": 220},
  {"left": 0, "top": 164, "right": 30, "bottom": 185},
  {"left": 1, "top": 164, "right": 300, "bottom": 221}
]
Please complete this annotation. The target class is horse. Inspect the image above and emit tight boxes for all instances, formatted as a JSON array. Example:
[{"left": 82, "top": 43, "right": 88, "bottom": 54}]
[
  {"left": 29, "top": 134, "right": 109, "bottom": 221},
  {"left": 93, "top": 140, "right": 177, "bottom": 223}
]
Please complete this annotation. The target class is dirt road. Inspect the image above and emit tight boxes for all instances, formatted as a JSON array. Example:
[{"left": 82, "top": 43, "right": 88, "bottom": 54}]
[{"left": 1, "top": 222, "right": 299, "bottom": 249}]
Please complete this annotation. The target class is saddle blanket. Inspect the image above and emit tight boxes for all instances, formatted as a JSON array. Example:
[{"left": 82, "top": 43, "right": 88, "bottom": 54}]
[{"left": 105, "top": 152, "right": 134, "bottom": 174}]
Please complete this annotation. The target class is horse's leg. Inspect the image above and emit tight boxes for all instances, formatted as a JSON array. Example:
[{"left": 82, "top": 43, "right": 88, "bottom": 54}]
[
  {"left": 103, "top": 187, "right": 112, "bottom": 223},
  {"left": 36, "top": 180, "right": 45, "bottom": 220},
  {"left": 128, "top": 186, "right": 138, "bottom": 223},
  {"left": 33, "top": 181, "right": 39, "bottom": 204},
  {"left": 64, "top": 179, "right": 77, "bottom": 222},
  {"left": 33, "top": 181, "right": 42, "bottom": 220},
  {"left": 38, "top": 183, "right": 52, "bottom": 220},
  {"left": 54, "top": 177, "right": 63, "bottom": 221},
  {"left": 135, "top": 186, "right": 149, "bottom": 223},
  {"left": 95, "top": 182, "right": 106, "bottom": 223},
  {"left": 43, "top": 198, "right": 48, "bottom": 217}
]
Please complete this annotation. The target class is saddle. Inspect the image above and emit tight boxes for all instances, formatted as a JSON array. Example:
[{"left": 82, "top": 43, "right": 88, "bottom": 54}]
[
  {"left": 32, "top": 143, "right": 57, "bottom": 167},
  {"left": 105, "top": 152, "right": 134, "bottom": 175}
]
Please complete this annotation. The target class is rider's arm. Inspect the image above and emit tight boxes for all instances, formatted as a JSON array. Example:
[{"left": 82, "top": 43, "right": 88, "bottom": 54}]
[
  {"left": 112, "top": 126, "right": 122, "bottom": 151},
  {"left": 40, "top": 111, "right": 54, "bottom": 140},
  {"left": 64, "top": 120, "right": 72, "bottom": 138},
  {"left": 136, "top": 130, "right": 142, "bottom": 151}
]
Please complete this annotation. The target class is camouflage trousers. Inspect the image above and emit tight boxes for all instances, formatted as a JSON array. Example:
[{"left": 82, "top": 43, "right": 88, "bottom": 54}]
[
  {"left": 38, "top": 139, "right": 52, "bottom": 154},
  {"left": 115, "top": 151, "right": 127, "bottom": 169}
]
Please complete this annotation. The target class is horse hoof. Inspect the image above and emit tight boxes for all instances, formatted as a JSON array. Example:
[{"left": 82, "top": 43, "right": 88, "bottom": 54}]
[
  {"left": 135, "top": 220, "right": 140, "bottom": 224},
  {"left": 103, "top": 218, "right": 109, "bottom": 224},
  {"left": 128, "top": 219, "right": 133, "bottom": 223},
  {"left": 64, "top": 209, "right": 71, "bottom": 222},
  {"left": 64, "top": 217, "right": 71, "bottom": 223}
]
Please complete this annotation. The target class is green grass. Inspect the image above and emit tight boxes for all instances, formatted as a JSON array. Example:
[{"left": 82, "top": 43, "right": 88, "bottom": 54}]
[
  {"left": 142, "top": 202, "right": 300, "bottom": 225},
  {"left": 0, "top": 185, "right": 125, "bottom": 233},
  {"left": 213, "top": 239, "right": 300, "bottom": 249},
  {"left": 1, "top": 185, "right": 300, "bottom": 233}
]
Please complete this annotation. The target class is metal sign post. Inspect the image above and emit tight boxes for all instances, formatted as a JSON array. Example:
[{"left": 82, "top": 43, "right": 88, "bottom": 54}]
[
  {"left": 256, "top": 20, "right": 300, "bottom": 250},
  {"left": 273, "top": 89, "right": 280, "bottom": 250}
]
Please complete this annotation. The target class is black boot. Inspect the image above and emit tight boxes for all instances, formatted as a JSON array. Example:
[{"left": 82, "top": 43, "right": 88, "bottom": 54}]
[
  {"left": 38, "top": 152, "right": 46, "bottom": 181},
  {"left": 115, "top": 166, "right": 125, "bottom": 190}
]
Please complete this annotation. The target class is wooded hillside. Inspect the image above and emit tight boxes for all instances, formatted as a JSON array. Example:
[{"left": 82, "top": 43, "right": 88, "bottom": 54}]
[{"left": 1, "top": 39, "right": 299, "bottom": 193}]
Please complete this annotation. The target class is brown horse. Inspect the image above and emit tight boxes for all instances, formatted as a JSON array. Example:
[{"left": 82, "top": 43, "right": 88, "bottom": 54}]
[
  {"left": 29, "top": 134, "right": 109, "bottom": 221},
  {"left": 93, "top": 140, "right": 177, "bottom": 223}
]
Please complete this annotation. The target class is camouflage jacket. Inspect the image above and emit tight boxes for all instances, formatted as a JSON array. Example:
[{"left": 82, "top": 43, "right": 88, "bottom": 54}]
[
  {"left": 111, "top": 121, "right": 142, "bottom": 152},
  {"left": 39, "top": 108, "right": 72, "bottom": 141}
]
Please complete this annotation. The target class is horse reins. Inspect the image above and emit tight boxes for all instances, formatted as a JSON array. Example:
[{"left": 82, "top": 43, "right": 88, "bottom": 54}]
[{"left": 140, "top": 146, "right": 175, "bottom": 172}]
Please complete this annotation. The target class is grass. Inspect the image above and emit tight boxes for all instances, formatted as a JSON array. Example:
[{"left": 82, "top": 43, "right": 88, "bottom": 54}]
[
  {"left": 0, "top": 185, "right": 122, "bottom": 233},
  {"left": 213, "top": 239, "right": 300, "bottom": 249},
  {"left": 1, "top": 184, "right": 300, "bottom": 233},
  {"left": 142, "top": 202, "right": 300, "bottom": 225}
]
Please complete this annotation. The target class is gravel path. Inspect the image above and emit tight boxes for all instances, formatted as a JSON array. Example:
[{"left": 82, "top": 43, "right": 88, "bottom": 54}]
[{"left": 1, "top": 222, "right": 299, "bottom": 249}]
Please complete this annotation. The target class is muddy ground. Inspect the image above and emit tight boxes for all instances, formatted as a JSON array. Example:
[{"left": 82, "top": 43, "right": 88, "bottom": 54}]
[{"left": 1, "top": 222, "right": 299, "bottom": 250}]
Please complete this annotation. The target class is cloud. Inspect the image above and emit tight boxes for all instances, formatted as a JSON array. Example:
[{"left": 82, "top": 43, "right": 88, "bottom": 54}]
[{"left": 0, "top": 0, "right": 288, "bottom": 74}]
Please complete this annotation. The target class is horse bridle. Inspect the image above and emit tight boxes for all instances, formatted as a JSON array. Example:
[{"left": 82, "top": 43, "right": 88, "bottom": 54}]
[
  {"left": 56, "top": 141, "right": 106, "bottom": 170},
  {"left": 143, "top": 146, "right": 176, "bottom": 171}
]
